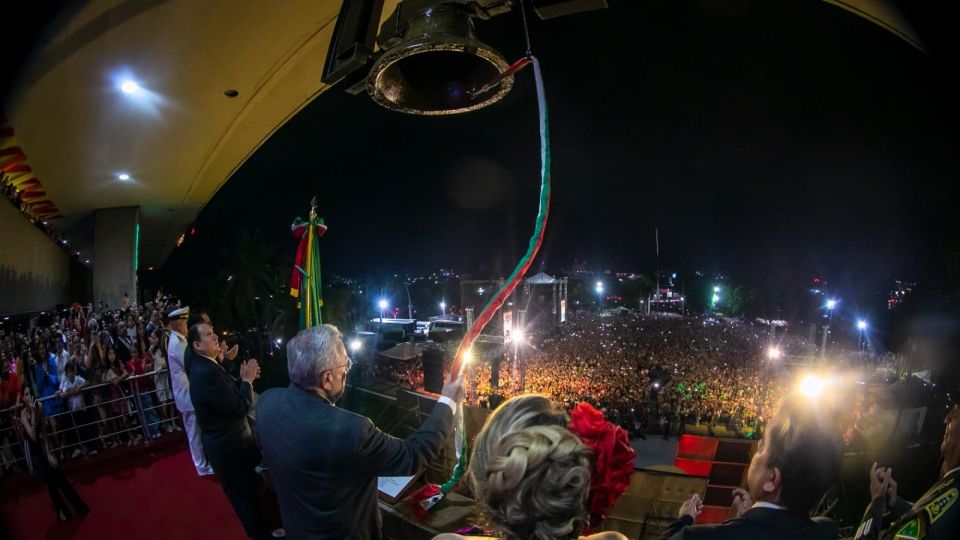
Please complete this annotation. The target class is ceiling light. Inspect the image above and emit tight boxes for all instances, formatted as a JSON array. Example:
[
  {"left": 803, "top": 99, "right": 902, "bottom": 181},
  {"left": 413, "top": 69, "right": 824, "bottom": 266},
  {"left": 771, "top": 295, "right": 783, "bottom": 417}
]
[{"left": 117, "top": 173, "right": 131, "bottom": 181}]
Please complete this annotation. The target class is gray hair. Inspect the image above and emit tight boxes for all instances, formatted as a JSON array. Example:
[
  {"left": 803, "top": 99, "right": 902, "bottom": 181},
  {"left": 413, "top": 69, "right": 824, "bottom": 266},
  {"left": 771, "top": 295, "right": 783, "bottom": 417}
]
[{"left": 286, "top": 324, "right": 343, "bottom": 389}]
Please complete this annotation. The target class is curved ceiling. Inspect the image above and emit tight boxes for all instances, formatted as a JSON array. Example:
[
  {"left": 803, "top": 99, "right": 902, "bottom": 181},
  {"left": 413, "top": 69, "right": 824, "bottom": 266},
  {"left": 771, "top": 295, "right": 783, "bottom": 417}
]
[
  {"left": 4, "top": 0, "right": 395, "bottom": 267},
  {"left": 2, "top": 0, "right": 922, "bottom": 269}
]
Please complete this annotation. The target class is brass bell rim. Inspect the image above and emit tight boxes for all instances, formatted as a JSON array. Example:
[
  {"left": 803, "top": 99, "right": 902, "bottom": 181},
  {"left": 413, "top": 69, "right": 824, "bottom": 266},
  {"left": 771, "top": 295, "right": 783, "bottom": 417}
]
[{"left": 366, "top": 37, "right": 515, "bottom": 116}]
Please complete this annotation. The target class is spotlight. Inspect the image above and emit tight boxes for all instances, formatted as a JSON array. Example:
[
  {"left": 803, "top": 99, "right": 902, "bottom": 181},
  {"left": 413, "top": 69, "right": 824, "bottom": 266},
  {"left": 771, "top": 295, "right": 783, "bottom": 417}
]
[
  {"left": 120, "top": 80, "right": 140, "bottom": 94},
  {"left": 349, "top": 339, "right": 362, "bottom": 352},
  {"left": 513, "top": 329, "right": 525, "bottom": 345},
  {"left": 857, "top": 320, "right": 868, "bottom": 330},
  {"left": 798, "top": 374, "right": 826, "bottom": 398}
]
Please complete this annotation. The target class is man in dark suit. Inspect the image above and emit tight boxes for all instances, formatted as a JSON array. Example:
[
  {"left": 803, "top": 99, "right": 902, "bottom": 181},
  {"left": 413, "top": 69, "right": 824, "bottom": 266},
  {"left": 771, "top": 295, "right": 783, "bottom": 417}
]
[
  {"left": 660, "top": 397, "right": 842, "bottom": 539},
  {"left": 256, "top": 324, "right": 464, "bottom": 540},
  {"left": 187, "top": 321, "right": 278, "bottom": 539}
]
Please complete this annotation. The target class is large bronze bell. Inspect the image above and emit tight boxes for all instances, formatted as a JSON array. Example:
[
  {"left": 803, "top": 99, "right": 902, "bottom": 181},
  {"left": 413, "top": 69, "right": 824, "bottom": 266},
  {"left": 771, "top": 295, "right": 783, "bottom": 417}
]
[{"left": 367, "top": 1, "right": 514, "bottom": 115}]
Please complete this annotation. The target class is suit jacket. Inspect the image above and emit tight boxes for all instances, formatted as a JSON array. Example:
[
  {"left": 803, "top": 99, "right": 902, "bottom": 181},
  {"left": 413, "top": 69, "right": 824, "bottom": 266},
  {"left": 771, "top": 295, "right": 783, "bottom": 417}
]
[
  {"left": 659, "top": 507, "right": 839, "bottom": 540},
  {"left": 255, "top": 384, "right": 455, "bottom": 540},
  {"left": 187, "top": 352, "right": 255, "bottom": 453}
]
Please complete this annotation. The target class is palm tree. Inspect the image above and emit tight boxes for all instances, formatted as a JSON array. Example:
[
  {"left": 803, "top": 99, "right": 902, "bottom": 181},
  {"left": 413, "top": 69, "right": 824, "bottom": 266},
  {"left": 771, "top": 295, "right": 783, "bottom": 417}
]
[{"left": 217, "top": 230, "right": 279, "bottom": 330}]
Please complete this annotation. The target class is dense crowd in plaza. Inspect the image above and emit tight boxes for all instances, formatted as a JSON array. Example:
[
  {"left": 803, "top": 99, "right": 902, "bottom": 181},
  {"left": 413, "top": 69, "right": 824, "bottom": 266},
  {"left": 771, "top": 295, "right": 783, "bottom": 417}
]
[{"left": 463, "top": 312, "right": 893, "bottom": 438}]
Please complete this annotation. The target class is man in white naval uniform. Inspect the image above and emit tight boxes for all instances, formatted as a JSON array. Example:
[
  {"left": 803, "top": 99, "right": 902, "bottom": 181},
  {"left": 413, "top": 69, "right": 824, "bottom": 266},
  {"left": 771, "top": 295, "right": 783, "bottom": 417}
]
[{"left": 167, "top": 306, "right": 214, "bottom": 476}]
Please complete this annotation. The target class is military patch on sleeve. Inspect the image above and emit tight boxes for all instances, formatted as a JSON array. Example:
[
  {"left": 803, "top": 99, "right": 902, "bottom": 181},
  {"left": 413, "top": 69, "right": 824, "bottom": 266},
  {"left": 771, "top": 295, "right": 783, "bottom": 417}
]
[
  {"left": 925, "top": 488, "right": 957, "bottom": 524},
  {"left": 893, "top": 517, "right": 922, "bottom": 539}
]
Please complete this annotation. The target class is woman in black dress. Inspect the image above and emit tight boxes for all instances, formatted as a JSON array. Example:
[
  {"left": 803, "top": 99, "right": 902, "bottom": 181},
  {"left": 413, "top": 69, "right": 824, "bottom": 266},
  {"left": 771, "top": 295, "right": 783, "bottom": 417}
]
[{"left": 17, "top": 385, "right": 89, "bottom": 521}]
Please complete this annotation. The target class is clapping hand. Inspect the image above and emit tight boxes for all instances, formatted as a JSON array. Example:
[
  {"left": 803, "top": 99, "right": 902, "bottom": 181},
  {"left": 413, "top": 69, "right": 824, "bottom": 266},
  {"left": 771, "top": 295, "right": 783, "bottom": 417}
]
[
  {"left": 679, "top": 493, "right": 703, "bottom": 520},
  {"left": 240, "top": 359, "right": 261, "bottom": 384},
  {"left": 732, "top": 488, "right": 753, "bottom": 517},
  {"left": 870, "top": 462, "right": 898, "bottom": 508}
]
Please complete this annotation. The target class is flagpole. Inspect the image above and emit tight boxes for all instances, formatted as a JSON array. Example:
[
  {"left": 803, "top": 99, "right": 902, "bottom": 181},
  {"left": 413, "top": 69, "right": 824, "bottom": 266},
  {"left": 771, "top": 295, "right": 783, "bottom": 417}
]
[{"left": 655, "top": 228, "right": 660, "bottom": 305}]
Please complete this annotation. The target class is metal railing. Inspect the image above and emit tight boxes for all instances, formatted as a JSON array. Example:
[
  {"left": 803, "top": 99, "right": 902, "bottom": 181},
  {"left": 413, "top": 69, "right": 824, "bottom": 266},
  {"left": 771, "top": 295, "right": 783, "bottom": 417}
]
[{"left": 0, "top": 369, "right": 180, "bottom": 475}]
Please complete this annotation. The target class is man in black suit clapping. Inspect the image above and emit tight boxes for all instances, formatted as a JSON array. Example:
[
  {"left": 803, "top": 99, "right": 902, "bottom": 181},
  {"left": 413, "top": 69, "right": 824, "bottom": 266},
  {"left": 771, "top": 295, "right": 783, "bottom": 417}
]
[
  {"left": 187, "top": 322, "right": 280, "bottom": 539},
  {"left": 256, "top": 324, "right": 464, "bottom": 540},
  {"left": 660, "top": 397, "right": 842, "bottom": 540}
]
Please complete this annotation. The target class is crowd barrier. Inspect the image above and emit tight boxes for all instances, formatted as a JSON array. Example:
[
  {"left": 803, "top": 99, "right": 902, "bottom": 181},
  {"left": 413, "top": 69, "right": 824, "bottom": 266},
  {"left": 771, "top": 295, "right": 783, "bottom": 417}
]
[{"left": 0, "top": 369, "right": 179, "bottom": 475}]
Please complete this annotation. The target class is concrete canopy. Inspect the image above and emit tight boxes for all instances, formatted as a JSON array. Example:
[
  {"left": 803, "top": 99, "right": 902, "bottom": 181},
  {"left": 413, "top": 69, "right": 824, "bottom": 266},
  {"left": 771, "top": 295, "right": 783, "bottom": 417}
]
[{"left": 4, "top": 0, "right": 397, "bottom": 269}]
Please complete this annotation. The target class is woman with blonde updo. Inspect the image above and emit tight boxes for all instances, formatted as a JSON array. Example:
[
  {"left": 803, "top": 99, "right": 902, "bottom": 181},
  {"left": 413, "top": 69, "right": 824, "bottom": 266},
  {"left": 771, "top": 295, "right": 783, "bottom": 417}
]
[{"left": 435, "top": 395, "right": 626, "bottom": 540}]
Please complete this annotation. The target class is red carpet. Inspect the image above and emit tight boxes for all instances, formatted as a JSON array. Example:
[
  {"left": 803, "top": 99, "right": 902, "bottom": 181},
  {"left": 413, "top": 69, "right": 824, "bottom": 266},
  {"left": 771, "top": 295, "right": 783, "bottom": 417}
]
[{"left": 0, "top": 434, "right": 247, "bottom": 540}]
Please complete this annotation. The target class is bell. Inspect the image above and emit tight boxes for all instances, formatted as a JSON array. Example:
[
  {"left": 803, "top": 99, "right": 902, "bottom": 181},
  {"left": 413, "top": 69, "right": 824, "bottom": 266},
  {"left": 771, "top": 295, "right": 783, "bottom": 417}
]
[{"left": 367, "top": 2, "right": 514, "bottom": 115}]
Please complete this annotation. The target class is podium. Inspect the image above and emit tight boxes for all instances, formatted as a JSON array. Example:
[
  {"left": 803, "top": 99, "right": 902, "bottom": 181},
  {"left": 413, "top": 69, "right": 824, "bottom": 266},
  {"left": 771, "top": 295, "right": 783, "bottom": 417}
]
[
  {"left": 604, "top": 465, "right": 709, "bottom": 539},
  {"left": 380, "top": 489, "right": 477, "bottom": 539}
]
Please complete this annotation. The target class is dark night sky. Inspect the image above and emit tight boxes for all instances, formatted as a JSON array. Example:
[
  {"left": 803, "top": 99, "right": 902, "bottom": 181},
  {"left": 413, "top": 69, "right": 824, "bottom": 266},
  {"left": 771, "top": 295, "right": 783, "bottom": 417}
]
[
  {"left": 173, "top": 0, "right": 958, "bottom": 301},
  {"left": 7, "top": 1, "right": 958, "bottom": 303}
]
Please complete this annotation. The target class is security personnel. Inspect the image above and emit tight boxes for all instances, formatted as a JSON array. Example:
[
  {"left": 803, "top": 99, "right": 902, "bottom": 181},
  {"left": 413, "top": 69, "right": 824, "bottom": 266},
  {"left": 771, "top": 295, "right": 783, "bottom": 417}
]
[{"left": 854, "top": 404, "right": 960, "bottom": 539}]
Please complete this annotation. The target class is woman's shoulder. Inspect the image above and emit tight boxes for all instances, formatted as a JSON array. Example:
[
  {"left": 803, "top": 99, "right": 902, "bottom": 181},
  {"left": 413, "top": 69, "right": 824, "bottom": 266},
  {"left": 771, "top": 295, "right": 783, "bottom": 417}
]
[{"left": 582, "top": 532, "right": 629, "bottom": 540}]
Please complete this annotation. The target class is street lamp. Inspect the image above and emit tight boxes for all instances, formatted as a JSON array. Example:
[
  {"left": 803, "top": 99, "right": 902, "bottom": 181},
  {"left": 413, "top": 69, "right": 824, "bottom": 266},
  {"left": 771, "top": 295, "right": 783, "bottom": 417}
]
[
  {"left": 857, "top": 319, "right": 868, "bottom": 354},
  {"left": 439, "top": 300, "right": 446, "bottom": 315},
  {"left": 767, "top": 346, "right": 781, "bottom": 361},
  {"left": 512, "top": 328, "right": 527, "bottom": 389},
  {"left": 820, "top": 298, "right": 838, "bottom": 359},
  {"left": 595, "top": 281, "right": 604, "bottom": 311},
  {"left": 377, "top": 299, "right": 388, "bottom": 336}
]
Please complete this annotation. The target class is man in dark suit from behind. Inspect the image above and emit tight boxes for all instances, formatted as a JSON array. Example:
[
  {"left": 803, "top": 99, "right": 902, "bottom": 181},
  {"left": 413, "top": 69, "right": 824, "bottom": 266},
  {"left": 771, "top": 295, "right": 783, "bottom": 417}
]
[
  {"left": 256, "top": 324, "right": 465, "bottom": 540},
  {"left": 187, "top": 322, "right": 279, "bottom": 539},
  {"left": 660, "top": 397, "right": 843, "bottom": 540}
]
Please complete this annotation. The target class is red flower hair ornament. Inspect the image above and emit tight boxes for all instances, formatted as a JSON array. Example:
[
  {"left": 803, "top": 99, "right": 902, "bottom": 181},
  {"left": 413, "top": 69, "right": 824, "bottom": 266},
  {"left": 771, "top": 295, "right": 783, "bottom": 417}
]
[{"left": 568, "top": 402, "right": 636, "bottom": 531}]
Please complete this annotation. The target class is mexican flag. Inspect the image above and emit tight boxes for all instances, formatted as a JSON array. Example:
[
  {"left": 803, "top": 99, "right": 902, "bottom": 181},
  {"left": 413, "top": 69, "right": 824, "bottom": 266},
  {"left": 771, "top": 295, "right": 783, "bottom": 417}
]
[{"left": 290, "top": 213, "right": 328, "bottom": 329}]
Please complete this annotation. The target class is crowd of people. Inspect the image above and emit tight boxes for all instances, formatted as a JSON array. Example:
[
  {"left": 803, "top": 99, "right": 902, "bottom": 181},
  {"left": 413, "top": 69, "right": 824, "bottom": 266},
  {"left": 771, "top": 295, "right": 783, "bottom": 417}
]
[
  {"left": 0, "top": 294, "right": 181, "bottom": 475},
  {"left": 460, "top": 312, "right": 893, "bottom": 439}
]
